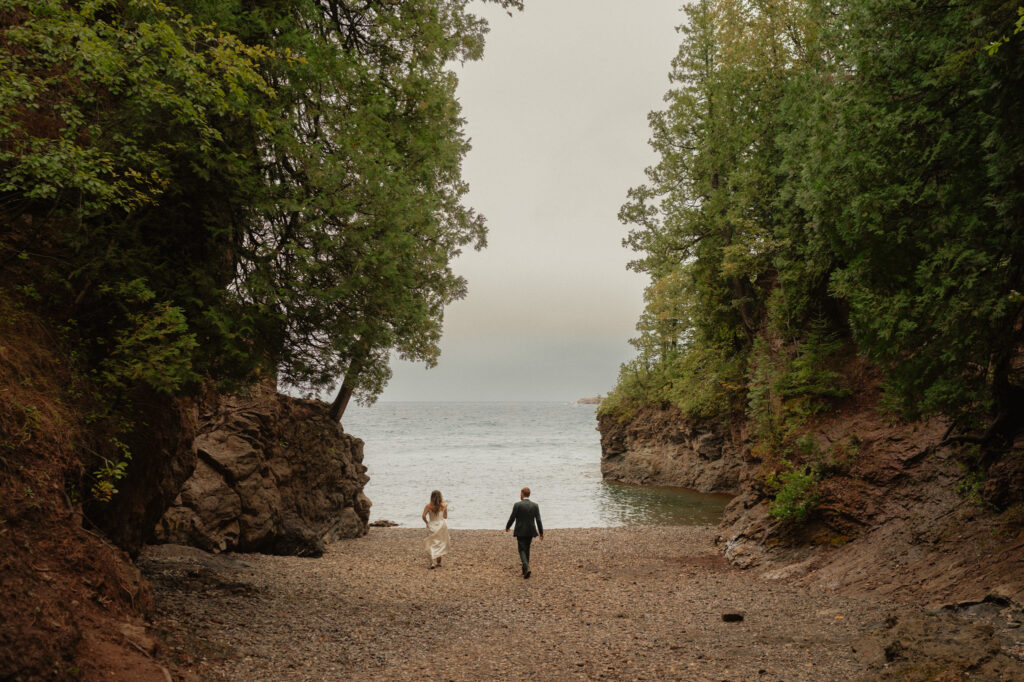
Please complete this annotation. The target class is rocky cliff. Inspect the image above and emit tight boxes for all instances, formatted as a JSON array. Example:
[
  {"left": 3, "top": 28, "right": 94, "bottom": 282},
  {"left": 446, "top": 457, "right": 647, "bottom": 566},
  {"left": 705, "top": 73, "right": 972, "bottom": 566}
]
[
  {"left": 598, "top": 404, "right": 747, "bottom": 493},
  {"left": 598, "top": 400, "right": 1024, "bottom": 608},
  {"left": 1, "top": 299, "right": 372, "bottom": 677},
  {"left": 720, "top": 408, "right": 1024, "bottom": 606},
  {"left": 155, "top": 386, "right": 370, "bottom": 556}
]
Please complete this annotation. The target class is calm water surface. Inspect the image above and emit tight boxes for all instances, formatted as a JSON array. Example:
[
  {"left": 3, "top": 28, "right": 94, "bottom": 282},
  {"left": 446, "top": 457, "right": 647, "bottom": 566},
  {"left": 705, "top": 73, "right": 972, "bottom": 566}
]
[{"left": 343, "top": 402, "right": 730, "bottom": 529}]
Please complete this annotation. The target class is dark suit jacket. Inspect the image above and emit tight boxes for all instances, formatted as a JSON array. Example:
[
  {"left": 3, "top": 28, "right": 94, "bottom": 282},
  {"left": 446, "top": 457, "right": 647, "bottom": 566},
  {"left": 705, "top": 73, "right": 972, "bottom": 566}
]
[{"left": 506, "top": 498, "right": 543, "bottom": 537}]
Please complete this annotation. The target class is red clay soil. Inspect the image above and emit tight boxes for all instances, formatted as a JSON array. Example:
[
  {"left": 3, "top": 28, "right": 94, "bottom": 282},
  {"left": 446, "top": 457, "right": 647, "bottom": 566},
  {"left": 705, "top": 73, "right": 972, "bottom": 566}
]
[{"left": 0, "top": 304, "right": 169, "bottom": 681}]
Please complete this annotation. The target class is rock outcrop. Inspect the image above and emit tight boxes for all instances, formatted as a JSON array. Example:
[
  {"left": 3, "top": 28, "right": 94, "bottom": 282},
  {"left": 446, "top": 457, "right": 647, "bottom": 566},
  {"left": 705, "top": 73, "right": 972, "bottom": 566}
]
[
  {"left": 715, "top": 408, "right": 1024, "bottom": 607},
  {"left": 598, "top": 399, "right": 1024, "bottom": 609},
  {"left": 597, "top": 404, "right": 747, "bottom": 493},
  {"left": 716, "top": 409, "right": 954, "bottom": 572},
  {"left": 155, "top": 386, "right": 370, "bottom": 556}
]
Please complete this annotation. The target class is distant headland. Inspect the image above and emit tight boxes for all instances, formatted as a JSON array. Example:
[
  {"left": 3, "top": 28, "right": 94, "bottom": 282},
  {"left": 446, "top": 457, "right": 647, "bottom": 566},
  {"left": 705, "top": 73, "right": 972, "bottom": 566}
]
[{"left": 573, "top": 395, "right": 603, "bottom": 405}]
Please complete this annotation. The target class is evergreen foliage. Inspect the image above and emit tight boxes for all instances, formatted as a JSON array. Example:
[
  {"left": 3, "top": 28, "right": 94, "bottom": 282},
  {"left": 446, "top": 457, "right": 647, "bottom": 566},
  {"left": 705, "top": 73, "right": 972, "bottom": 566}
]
[
  {"left": 2, "top": 0, "right": 521, "bottom": 408},
  {"left": 1, "top": 0, "right": 521, "bottom": 500},
  {"left": 605, "top": 0, "right": 1024, "bottom": 523},
  {"left": 605, "top": 0, "right": 1024, "bottom": 449},
  {"left": 764, "top": 459, "right": 821, "bottom": 524}
]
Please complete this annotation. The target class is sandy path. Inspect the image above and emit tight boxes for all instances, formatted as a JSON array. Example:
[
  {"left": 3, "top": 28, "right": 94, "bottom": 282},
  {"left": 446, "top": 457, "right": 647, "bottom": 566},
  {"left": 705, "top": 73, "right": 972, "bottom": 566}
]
[{"left": 143, "top": 526, "right": 901, "bottom": 681}]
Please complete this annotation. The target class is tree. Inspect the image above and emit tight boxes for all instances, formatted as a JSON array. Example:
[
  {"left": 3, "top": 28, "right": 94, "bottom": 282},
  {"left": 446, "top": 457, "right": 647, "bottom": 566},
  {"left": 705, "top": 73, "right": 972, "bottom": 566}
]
[
  {"left": 813, "top": 0, "right": 1024, "bottom": 433},
  {"left": 0, "top": 0, "right": 279, "bottom": 392},
  {"left": 2, "top": 0, "right": 525, "bottom": 429},
  {"left": 610, "top": 0, "right": 1023, "bottom": 450},
  {"left": 612, "top": 0, "right": 815, "bottom": 420},
  {"left": 183, "top": 0, "right": 523, "bottom": 420}
]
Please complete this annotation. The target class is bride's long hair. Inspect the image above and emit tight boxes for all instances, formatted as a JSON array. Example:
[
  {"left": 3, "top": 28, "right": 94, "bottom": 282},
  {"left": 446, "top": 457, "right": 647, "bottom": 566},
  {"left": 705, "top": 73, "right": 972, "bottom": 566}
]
[{"left": 429, "top": 490, "right": 443, "bottom": 512}]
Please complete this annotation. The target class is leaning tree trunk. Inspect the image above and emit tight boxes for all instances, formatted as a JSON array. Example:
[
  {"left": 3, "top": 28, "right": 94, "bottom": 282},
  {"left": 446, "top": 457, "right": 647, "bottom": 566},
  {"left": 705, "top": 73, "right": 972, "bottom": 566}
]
[
  {"left": 329, "top": 350, "right": 367, "bottom": 423},
  {"left": 329, "top": 381, "right": 354, "bottom": 423}
]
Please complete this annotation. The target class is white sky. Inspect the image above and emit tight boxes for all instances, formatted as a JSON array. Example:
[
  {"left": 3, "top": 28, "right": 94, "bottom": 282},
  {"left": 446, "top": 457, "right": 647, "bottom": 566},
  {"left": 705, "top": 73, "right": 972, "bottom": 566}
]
[{"left": 379, "top": 0, "right": 685, "bottom": 402}]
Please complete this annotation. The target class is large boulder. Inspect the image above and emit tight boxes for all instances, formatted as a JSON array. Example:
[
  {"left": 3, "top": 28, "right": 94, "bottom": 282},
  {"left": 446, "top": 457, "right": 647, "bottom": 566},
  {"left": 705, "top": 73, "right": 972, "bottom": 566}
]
[{"left": 155, "top": 386, "right": 370, "bottom": 556}]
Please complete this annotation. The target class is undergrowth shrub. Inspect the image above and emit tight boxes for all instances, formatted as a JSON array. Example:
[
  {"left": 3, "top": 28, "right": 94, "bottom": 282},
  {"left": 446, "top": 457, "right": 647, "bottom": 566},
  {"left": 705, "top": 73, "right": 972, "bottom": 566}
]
[
  {"left": 748, "top": 322, "right": 850, "bottom": 438},
  {"left": 765, "top": 459, "right": 821, "bottom": 523},
  {"left": 747, "top": 323, "right": 857, "bottom": 526},
  {"left": 953, "top": 445, "right": 989, "bottom": 508}
]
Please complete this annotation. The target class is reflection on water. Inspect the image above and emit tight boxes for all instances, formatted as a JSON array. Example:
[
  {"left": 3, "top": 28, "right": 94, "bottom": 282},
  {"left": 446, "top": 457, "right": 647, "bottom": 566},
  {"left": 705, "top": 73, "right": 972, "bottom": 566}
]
[{"left": 598, "top": 481, "right": 731, "bottom": 526}]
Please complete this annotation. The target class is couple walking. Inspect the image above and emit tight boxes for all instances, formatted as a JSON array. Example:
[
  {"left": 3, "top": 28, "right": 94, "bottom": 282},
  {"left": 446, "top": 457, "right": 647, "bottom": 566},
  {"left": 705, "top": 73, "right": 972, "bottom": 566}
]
[{"left": 421, "top": 486, "right": 544, "bottom": 578}]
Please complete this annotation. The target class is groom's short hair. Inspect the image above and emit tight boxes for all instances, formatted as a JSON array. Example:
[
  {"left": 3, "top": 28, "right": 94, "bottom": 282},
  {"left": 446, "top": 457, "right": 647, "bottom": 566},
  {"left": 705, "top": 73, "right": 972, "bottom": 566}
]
[{"left": 521, "top": 487, "right": 530, "bottom": 497}]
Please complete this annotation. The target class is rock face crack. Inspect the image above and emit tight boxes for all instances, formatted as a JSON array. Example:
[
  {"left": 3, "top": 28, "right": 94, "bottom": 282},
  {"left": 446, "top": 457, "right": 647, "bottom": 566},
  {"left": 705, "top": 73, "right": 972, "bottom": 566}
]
[
  {"left": 196, "top": 445, "right": 238, "bottom": 485},
  {"left": 597, "top": 404, "right": 746, "bottom": 492},
  {"left": 155, "top": 384, "right": 370, "bottom": 556}
]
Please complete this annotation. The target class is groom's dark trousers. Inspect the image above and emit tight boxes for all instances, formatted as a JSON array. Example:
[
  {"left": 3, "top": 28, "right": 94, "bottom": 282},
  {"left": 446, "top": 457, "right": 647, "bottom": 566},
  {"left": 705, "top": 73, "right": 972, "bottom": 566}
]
[
  {"left": 506, "top": 498, "right": 543, "bottom": 575},
  {"left": 517, "top": 536, "right": 532, "bottom": 573}
]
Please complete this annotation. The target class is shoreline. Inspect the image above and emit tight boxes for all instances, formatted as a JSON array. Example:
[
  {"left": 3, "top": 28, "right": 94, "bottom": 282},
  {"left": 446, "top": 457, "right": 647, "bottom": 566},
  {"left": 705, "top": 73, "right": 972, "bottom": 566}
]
[{"left": 363, "top": 483, "right": 733, "bottom": 530}]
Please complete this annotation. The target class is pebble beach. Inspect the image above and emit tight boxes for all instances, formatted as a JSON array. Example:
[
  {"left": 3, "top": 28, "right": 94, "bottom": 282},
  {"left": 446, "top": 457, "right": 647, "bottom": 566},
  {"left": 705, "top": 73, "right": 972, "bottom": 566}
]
[{"left": 140, "top": 526, "right": 910, "bottom": 680}]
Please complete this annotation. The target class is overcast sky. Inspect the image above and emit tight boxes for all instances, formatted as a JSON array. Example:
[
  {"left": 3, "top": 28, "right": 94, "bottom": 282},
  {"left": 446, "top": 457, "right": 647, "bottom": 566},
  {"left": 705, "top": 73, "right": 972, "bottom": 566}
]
[{"left": 378, "top": 0, "right": 685, "bottom": 402}]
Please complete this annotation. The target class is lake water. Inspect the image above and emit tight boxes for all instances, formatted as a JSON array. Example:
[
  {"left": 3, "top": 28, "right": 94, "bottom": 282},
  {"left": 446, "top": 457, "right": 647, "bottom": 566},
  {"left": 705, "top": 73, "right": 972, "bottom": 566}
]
[{"left": 343, "top": 402, "right": 731, "bottom": 529}]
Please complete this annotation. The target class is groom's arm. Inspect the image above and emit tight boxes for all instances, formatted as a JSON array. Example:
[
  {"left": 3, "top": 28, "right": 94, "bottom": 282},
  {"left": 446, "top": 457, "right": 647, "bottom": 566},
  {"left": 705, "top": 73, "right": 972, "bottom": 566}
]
[
  {"left": 535, "top": 505, "right": 543, "bottom": 537},
  {"left": 505, "top": 502, "right": 518, "bottom": 531}
]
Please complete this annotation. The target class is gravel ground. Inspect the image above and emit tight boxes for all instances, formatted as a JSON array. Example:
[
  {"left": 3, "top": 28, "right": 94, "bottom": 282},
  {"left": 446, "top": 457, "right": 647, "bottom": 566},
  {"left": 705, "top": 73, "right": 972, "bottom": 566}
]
[{"left": 142, "top": 526, "right": 906, "bottom": 681}]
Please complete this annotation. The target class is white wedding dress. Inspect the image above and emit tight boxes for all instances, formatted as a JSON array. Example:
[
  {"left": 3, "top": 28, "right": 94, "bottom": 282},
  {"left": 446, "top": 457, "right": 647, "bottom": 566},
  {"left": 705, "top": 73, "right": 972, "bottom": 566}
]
[{"left": 424, "top": 507, "right": 450, "bottom": 564}]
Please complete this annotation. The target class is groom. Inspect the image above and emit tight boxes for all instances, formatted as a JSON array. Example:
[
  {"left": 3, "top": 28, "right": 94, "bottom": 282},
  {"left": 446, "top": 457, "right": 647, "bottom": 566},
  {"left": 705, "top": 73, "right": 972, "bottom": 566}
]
[{"left": 505, "top": 487, "right": 543, "bottom": 578}]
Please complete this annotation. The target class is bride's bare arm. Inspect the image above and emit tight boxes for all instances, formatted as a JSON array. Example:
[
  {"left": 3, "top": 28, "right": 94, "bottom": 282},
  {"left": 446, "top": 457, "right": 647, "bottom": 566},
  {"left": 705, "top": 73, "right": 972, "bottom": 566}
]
[
  {"left": 421, "top": 505, "right": 429, "bottom": 524},
  {"left": 442, "top": 503, "right": 448, "bottom": 519}
]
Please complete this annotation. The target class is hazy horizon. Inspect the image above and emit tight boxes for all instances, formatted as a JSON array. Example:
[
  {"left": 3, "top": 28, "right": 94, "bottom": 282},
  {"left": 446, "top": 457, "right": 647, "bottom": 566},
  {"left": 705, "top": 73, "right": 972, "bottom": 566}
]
[{"left": 376, "top": 0, "right": 685, "bottom": 403}]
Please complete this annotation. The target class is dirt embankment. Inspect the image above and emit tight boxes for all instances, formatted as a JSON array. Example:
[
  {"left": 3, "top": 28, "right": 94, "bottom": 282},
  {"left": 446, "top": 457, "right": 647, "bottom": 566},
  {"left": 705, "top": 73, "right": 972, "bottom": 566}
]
[
  {"left": 1, "top": 305, "right": 173, "bottom": 680},
  {"left": 0, "top": 302, "right": 372, "bottom": 679}
]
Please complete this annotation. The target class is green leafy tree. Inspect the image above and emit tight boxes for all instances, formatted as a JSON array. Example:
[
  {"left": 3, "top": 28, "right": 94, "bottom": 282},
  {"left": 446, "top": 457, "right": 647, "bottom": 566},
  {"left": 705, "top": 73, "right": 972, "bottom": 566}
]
[
  {"left": 2, "top": 0, "right": 525, "bottom": 431},
  {"left": 0, "top": 0, "right": 280, "bottom": 396},
  {"left": 808, "top": 0, "right": 1024, "bottom": 434},
  {"left": 607, "top": 0, "right": 1023, "bottom": 522},
  {"left": 0, "top": 0, "right": 283, "bottom": 503},
  {"left": 611, "top": 0, "right": 815, "bottom": 422},
  {"left": 177, "top": 0, "right": 523, "bottom": 419},
  {"left": 611, "top": 0, "right": 1022, "bottom": 446}
]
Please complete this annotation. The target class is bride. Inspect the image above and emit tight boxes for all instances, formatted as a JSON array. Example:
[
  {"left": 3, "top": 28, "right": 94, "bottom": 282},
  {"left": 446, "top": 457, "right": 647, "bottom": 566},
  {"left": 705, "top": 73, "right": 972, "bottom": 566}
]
[{"left": 421, "top": 490, "right": 450, "bottom": 569}]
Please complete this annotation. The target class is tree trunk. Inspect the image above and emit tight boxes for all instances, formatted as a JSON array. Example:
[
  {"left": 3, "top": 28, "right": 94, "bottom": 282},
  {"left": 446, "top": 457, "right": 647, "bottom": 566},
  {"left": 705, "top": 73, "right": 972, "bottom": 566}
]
[
  {"left": 329, "top": 381, "right": 354, "bottom": 423},
  {"left": 986, "top": 351, "right": 1024, "bottom": 458},
  {"left": 329, "top": 348, "right": 368, "bottom": 423},
  {"left": 729, "top": 275, "right": 758, "bottom": 341}
]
